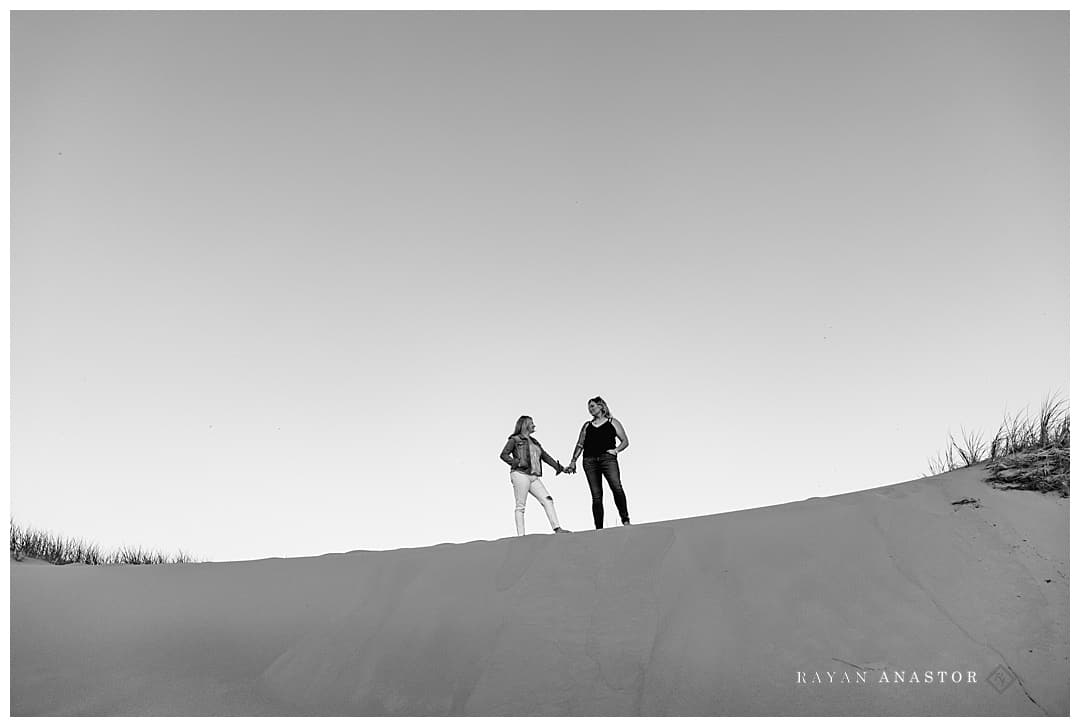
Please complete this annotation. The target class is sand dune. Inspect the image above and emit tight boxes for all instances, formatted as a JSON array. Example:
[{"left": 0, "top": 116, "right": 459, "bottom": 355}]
[{"left": 11, "top": 465, "right": 1068, "bottom": 716}]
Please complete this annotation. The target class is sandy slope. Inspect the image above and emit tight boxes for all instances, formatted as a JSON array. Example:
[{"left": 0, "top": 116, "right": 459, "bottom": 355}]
[{"left": 10, "top": 465, "right": 1068, "bottom": 716}]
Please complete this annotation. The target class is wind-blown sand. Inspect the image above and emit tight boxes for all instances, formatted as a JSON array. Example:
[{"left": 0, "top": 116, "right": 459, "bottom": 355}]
[{"left": 11, "top": 465, "right": 1068, "bottom": 716}]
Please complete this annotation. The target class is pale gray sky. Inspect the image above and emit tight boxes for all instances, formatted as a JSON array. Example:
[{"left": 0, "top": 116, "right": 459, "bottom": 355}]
[{"left": 12, "top": 11, "right": 1068, "bottom": 561}]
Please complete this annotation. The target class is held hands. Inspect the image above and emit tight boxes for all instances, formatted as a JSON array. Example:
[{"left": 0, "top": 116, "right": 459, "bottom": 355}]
[{"left": 558, "top": 453, "right": 616, "bottom": 476}]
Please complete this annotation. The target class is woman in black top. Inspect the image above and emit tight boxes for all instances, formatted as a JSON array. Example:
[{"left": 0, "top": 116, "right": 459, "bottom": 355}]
[{"left": 566, "top": 396, "right": 631, "bottom": 528}]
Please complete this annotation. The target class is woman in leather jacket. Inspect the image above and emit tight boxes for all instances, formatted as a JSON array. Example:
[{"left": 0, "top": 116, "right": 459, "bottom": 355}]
[{"left": 499, "top": 415, "right": 571, "bottom": 536}]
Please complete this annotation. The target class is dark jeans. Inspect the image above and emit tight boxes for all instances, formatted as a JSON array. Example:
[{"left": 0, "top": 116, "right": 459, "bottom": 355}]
[{"left": 583, "top": 453, "right": 629, "bottom": 528}]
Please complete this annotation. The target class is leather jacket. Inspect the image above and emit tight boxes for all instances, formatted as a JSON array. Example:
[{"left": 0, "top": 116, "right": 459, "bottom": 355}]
[{"left": 500, "top": 434, "right": 565, "bottom": 476}]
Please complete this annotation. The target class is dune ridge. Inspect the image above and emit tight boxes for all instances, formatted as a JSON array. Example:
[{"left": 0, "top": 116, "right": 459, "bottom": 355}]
[{"left": 11, "top": 465, "right": 1068, "bottom": 716}]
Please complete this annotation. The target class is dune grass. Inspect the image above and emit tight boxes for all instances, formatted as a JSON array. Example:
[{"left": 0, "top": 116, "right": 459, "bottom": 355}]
[
  {"left": 10, "top": 521, "right": 197, "bottom": 565},
  {"left": 925, "top": 394, "right": 1069, "bottom": 496}
]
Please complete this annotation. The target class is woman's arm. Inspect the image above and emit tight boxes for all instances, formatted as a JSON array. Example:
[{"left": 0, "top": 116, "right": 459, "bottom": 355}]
[
  {"left": 540, "top": 448, "right": 566, "bottom": 475},
  {"left": 569, "top": 422, "right": 588, "bottom": 467},
  {"left": 499, "top": 438, "right": 517, "bottom": 466},
  {"left": 611, "top": 418, "right": 630, "bottom": 453}
]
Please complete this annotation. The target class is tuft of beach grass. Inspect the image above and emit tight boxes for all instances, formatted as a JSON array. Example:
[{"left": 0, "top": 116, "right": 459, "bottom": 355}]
[
  {"left": 925, "top": 394, "right": 1069, "bottom": 496},
  {"left": 10, "top": 521, "right": 197, "bottom": 565}
]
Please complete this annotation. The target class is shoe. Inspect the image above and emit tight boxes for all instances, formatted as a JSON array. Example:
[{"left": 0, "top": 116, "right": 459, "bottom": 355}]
[
  {"left": 621, "top": 520, "right": 631, "bottom": 526},
  {"left": 554, "top": 527, "right": 571, "bottom": 534}
]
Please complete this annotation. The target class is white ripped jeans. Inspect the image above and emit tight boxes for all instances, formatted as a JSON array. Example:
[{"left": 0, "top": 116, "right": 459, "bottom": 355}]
[{"left": 509, "top": 471, "right": 561, "bottom": 535}]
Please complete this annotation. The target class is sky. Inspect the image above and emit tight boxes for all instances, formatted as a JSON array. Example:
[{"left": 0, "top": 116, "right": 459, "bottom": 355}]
[{"left": 11, "top": 11, "right": 1068, "bottom": 562}]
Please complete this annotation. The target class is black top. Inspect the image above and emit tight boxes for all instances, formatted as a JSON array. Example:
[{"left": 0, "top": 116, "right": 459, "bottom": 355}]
[{"left": 583, "top": 419, "right": 617, "bottom": 457}]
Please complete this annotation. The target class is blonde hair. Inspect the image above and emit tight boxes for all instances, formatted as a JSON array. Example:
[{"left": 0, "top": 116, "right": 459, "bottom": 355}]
[
  {"left": 511, "top": 415, "right": 533, "bottom": 437},
  {"left": 589, "top": 397, "right": 612, "bottom": 419}
]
